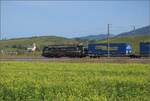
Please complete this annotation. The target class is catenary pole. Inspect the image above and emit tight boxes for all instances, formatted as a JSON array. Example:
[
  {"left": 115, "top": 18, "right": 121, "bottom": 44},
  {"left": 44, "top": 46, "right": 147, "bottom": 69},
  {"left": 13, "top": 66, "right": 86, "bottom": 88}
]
[{"left": 107, "top": 24, "right": 110, "bottom": 57}]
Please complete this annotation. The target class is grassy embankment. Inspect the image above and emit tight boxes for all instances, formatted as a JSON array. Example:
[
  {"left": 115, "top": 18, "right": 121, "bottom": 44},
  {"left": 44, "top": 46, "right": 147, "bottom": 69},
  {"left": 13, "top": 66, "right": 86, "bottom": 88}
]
[{"left": 0, "top": 62, "right": 150, "bottom": 101}]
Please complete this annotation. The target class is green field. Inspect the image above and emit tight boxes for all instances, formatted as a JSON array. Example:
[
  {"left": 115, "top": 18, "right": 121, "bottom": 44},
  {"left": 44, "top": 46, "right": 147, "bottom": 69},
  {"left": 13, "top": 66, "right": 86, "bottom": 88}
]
[{"left": 0, "top": 62, "right": 150, "bottom": 101}]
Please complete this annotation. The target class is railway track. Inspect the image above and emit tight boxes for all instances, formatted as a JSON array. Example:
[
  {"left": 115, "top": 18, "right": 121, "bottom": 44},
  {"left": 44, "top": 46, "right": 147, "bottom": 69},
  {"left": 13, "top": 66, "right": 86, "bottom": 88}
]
[{"left": 0, "top": 57, "right": 150, "bottom": 64}]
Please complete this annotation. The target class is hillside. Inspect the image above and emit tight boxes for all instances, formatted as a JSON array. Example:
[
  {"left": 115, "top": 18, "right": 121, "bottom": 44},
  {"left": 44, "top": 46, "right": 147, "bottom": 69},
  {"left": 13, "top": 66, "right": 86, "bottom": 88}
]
[
  {"left": 75, "top": 34, "right": 115, "bottom": 40},
  {"left": 116, "top": 25, "right": 150, "bottom": 38},
  {"left": 96, "top": 35, "right": 150, "bottom": 54},
  {"left": 0, "top": 36, "right": 80, "bottom": 51}
]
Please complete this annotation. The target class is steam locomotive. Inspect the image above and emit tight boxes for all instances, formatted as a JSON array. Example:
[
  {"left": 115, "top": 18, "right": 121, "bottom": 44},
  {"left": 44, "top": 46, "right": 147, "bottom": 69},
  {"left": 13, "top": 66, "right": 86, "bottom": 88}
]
[{"left": 42, "top": 42, "right": 150, "bottom": 58}]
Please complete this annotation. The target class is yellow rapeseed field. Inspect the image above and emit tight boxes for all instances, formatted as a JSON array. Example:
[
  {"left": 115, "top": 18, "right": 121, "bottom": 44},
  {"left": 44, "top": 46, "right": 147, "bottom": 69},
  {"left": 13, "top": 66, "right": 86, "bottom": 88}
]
[{"left": 0, "top": 62, "right": 150, "bottom": 101}]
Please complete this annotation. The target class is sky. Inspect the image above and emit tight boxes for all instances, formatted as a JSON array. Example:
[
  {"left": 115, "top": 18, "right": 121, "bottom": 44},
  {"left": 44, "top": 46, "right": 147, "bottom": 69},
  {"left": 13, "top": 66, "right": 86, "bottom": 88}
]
[{"left": 0, "top": 0, "right": 150, "bottom": 39}]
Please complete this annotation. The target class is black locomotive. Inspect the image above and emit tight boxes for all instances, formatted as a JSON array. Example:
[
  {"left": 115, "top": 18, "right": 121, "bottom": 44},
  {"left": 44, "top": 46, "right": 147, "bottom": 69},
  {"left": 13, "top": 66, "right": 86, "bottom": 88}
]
[{"left": 42, "top": 45, "right": 87, "bottom": 57}]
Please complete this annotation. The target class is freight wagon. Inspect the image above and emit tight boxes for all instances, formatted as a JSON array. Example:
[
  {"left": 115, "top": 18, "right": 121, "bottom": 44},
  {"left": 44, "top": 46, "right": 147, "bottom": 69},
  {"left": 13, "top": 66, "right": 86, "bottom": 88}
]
[
  {"left": 140, "top": 42, "right": 150, "bottom": 57},
  {"left": 88, "top": 43, "right": 132, "bottom": 57}
]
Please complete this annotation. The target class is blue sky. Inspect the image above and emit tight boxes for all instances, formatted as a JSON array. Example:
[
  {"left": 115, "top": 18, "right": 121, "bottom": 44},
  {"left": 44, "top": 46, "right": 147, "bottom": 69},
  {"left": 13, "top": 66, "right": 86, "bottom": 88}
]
[{"left": 1, "top": 0, "right": 150, "bottom": 39}]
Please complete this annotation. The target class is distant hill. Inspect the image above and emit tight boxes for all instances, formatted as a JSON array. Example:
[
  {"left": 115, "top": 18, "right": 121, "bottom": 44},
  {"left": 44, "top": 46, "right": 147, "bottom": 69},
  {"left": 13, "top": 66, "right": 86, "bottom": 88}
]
[
  {"left": 75, "top": 34, "right": 115, "bottom": 41},
  {"left": 74, "top": 25, "right": 150, "bottom": 40},
  {"left": 116, "top": 25, "right": 150, "bottom": 38},
  {"left": 0, "top": 36, "right": 81, "bottom": 51},
  {"left": 97, "top": 35, "right": 150, "bottom": 54}
]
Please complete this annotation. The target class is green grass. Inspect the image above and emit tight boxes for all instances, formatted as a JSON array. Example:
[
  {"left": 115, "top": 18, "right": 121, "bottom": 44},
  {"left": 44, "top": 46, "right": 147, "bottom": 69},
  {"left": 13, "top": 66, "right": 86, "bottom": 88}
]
[
  {"left": 0, "top": 52, "right": 42, "bottom": 58},
  {"left": 97, "top": 35, "right": 150, "bottom": 54},
  {"left": 0, "top": 62, "right": 150, "bottom": 101}
]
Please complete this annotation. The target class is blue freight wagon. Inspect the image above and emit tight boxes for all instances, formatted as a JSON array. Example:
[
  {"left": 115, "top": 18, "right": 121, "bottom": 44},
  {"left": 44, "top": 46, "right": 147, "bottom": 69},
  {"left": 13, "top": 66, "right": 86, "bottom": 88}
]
[
  {"left": 140, "top": 42, "right": 150, "bottom": 57},
  {"left": 88, "top": 43, "right": 132, "bottom": 57}
]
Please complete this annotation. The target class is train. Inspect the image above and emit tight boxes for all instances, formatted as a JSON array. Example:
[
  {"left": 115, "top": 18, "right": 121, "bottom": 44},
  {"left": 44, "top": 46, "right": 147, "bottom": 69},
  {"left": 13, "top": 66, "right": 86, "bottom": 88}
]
[
  {"left": 42, "top": 42, "right": 150, "bottom": 58},
  {"left": 42, "top": 45, "right": 86, "bottom": 58}
]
